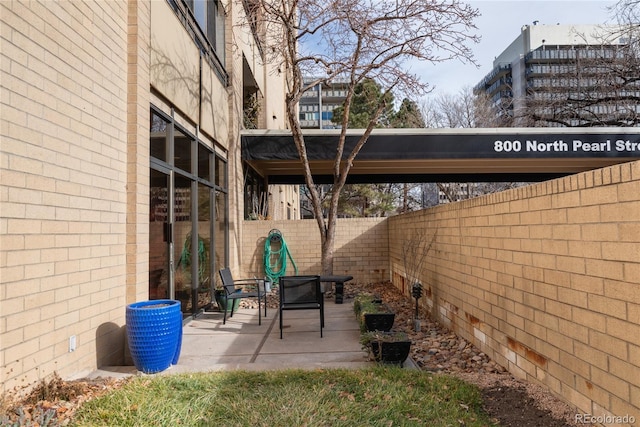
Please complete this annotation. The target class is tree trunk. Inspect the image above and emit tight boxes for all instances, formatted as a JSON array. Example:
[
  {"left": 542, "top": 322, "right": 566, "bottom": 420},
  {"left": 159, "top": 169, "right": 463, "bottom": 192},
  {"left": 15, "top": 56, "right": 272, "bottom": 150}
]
[{"left": 320, "top": 230, "right": 334, "bottom": 276}]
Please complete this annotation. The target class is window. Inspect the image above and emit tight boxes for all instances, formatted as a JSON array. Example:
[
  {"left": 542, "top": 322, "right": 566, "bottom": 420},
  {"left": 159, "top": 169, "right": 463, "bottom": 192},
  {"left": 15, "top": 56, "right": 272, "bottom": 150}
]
[
  {"left": 244, "top": 166, "right": 267, "bottom": 219},
  {"left": 198, "top": 143, "right": 211, "bottom": 181},
  {"left": 214, "top": 155, "right": 226, "bottom": 188},
  {"left": 185, "top": 0, "right": 225, "bottom": 64},
  {"left": 168, "top": 0, "right": 227, "bottom": 84},
  {"left": 150, "top": 114, "right": 169, "bottom": 162},
  {"left": 174, "top": 128, "right": 193, "bottom": 173}
]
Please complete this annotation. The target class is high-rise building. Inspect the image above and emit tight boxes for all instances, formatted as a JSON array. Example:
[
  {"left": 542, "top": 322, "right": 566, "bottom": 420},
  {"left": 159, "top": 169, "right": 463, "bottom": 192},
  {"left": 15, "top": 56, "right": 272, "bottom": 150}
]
[
  {"left": 475, "top": 23, "right": 640, "bottom": 127},
  {"left": 299, "top": 78, "right": 349, "bottom": 129}
]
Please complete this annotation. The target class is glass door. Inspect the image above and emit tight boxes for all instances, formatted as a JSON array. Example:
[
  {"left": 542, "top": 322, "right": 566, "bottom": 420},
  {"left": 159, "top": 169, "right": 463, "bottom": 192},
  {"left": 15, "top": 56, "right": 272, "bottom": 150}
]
[
  {"left": 173, "top": 174, "right": 193, "bottom": 315},
  {"left": 149, "top": 169, "right": 170, "bottom": 299},
  {"left": 149, "top": 168, "right": 204, "bottom": 318},
  {"left": 150, "top": 106, "right": 223, "bottom": 318},
  {"left": 196, "top": 183, "right": 213, "bottom": 312}
]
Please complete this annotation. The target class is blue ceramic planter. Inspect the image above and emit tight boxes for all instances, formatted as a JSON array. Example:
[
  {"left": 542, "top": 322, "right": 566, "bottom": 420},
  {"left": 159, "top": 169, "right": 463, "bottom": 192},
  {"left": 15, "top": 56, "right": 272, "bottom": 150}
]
[{"left": 126, "top": 299, "right": 182, "bottom": 373}]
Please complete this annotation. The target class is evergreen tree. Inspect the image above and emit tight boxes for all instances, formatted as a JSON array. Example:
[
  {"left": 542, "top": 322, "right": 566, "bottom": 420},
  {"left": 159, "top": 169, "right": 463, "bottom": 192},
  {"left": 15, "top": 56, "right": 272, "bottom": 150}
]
[
  {"left": 391, "top": 98, "right": 426, "bottom": 128},
  {"left": 331, "top": 79, "right": 395, "bottom": 128}
]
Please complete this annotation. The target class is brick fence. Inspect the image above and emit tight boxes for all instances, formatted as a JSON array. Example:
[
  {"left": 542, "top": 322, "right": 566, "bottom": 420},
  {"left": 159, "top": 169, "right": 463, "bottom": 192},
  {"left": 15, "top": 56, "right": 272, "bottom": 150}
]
[
  {"left": 241, "top": 217, "right": 388, "bottom": 284},
  {"left": 242, "top": 160, "right": 640, "bottom": 424},
  {"left": 390, "top": 161, "right": 640, "bottom": 424}
]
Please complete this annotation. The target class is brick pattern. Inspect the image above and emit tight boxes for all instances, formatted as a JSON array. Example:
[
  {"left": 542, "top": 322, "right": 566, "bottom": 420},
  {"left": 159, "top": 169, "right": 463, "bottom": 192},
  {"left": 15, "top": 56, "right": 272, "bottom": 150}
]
[
  {"left": 241, "top": 162, "right": 639, "bottom": 422},
  {"left": 388, "top": 160, "right": 640, "bottom": 423},
  {"left": 1, "top": 1, "right": 130, "bottom": 392}
]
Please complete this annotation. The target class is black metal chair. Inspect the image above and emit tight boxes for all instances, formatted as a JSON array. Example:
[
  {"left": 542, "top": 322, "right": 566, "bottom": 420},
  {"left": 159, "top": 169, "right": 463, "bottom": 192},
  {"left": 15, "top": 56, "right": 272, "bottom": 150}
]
[
  {"left": 218, "top": 268, "right": 267, "bottom": 325},
  {"left": 279, "top": 275, "right": 324, "bottom": 339}
]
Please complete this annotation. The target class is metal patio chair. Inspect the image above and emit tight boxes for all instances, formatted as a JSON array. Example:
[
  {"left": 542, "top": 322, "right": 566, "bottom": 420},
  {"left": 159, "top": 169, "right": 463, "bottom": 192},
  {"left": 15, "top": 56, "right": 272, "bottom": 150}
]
[
  {"left": 218, "top": 268, "right": 267, "bottom": 325},
  {"left": 279, "top": 275, "right": 324, "bottom": 339}
]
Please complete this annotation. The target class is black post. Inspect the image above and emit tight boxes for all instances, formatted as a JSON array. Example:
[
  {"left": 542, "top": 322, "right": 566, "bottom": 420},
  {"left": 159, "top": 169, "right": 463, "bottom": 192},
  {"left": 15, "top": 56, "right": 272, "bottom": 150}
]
[{"left": 411, "top": 283, "right": 422, "bottom": 318}]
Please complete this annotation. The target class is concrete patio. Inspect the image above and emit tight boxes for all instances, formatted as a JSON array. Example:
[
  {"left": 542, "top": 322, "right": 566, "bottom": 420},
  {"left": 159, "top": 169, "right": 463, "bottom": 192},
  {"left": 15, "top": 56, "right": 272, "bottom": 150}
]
[
  {"left": 175, "top": 298, "right": 373, "bottom": 372},
  {"left": 88, "top": 297, "right": 382, "bottom": 379}
]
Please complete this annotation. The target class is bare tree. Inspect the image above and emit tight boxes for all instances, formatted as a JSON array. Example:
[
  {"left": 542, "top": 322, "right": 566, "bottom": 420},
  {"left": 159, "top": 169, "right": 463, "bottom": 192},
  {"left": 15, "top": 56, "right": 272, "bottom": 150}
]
[
  {"left": 420, "top": 87, "right": 526, "bottom": 203},
  {"left": 474, "top": 90, "right": 511, "bottom": 127},
  {"left": 249, "top": 0, "right": 479, "bottom": 275},
  {"left": 613, "top": 0, "right": 640, "bottom": 24},
  {"left": 421, "top": 86, "right": 504, "bottom": 128},
  {"left": 436, "top": 91, "right": 475, "bottom": 127}
]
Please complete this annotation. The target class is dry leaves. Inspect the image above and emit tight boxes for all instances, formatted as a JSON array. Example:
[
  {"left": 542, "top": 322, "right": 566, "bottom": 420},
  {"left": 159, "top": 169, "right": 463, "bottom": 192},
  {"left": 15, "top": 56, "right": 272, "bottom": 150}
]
[{"left": 1, "top": 373, "right": 129, "bottom": 426}]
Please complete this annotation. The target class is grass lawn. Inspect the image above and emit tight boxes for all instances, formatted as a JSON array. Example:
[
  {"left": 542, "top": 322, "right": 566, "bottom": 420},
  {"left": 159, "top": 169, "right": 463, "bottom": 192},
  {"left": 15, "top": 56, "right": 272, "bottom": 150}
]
[{"left": 71, "top": 367, "right": 493, "bottom": 426}]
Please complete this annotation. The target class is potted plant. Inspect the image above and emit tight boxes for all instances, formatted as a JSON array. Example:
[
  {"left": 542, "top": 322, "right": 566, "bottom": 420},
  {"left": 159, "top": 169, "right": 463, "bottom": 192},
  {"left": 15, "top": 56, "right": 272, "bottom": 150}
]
[
  {"left": 354, "top": 293, "right": 394, "bottom": 333},
  {"left": 353, "top": 293, "right": 381, "bottom": 317},
  {"left": 360, "top": 330, "right": 412, "bottom": 366},
  {"left": 214, "top": 287, "right": 240, "bottom": 312}
]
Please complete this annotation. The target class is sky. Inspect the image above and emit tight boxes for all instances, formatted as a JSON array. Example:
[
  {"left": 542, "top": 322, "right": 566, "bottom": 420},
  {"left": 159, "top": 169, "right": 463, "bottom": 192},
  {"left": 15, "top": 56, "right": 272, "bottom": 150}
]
[{"left": 419, "top": 0, "right": 618, "bottom": 97}]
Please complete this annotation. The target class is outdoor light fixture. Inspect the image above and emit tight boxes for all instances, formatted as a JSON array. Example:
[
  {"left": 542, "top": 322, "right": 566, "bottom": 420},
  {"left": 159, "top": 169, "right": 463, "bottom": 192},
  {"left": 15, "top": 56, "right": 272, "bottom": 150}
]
[{"left": 412, "top": 282, "right": 423, "bottom": 332}]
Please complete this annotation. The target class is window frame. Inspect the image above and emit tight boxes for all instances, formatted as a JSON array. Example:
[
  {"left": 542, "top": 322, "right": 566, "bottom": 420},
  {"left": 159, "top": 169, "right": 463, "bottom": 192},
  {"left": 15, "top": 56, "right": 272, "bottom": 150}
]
[{"left": 166, "top": 0, "right": 228, "bottom": 86}]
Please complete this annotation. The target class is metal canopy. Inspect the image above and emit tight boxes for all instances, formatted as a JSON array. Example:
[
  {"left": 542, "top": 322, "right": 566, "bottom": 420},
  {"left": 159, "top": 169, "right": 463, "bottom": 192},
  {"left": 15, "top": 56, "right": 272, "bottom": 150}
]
[{"left": 241, "top": 128, "right": 640, "bottom": 184}]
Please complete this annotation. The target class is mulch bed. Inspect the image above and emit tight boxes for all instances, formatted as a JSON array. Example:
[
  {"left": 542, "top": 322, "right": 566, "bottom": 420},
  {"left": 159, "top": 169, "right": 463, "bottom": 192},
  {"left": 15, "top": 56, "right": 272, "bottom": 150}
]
[{"left": 346, "top": 281, "right": 576, "bottom": 427}]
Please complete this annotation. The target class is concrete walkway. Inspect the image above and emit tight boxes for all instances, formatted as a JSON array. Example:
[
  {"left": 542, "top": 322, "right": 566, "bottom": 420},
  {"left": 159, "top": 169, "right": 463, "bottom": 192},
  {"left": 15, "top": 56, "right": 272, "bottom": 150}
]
[{"left": 89, "top": 298, "right": 375, "bottom": 379}]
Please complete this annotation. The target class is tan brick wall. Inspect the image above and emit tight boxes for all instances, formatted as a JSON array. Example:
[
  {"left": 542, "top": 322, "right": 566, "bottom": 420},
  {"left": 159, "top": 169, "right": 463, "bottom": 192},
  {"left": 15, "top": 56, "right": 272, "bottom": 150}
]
[
  {"left": 0, "top": 0, "right": 299, "bottom": 397},
  {"left": 1, "top": 0, "right": 132, "bottom": 392},
  {"left": 240, "top": 218, "right": 389, "bottom": 284},
  {"left": 127, "top": 0, "right": 151, "bottom": 305},
  {"left": 388, "top": 160, "right": 640, "bottom": 423}
]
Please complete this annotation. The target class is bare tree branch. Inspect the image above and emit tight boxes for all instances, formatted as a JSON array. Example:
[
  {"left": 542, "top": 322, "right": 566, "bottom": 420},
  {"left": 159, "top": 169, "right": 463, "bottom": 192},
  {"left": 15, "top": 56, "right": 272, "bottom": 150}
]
[{"left": 245, "top": 0, "right": 480, "bottom": 274}]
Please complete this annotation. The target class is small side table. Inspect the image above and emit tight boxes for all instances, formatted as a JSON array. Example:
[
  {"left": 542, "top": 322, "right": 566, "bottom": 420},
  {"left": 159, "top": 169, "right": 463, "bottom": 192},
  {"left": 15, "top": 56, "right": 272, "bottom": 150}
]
[{"left": 320, "top": 275, "right": 354, "bottom": 304}]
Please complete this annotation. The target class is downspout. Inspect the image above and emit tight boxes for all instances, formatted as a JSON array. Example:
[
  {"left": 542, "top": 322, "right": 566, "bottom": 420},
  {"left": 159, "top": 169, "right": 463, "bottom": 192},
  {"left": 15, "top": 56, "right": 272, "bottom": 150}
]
[{"left": 199, "top": 52, "right": 203, "bottom": 126}]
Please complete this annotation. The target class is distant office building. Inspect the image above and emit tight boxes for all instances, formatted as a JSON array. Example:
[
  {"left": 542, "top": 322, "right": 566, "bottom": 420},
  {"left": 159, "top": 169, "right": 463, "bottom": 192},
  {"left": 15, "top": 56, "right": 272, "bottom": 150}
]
[
  {"left": 298, "top": 78, "right": 343, "bottom": 218},
  {"left": 437, "top": 183, "right": 483, "bottom": 204},
  {"left": 299, "top": 78, "right": 349, "bottom": 129},
  {"left": 475, "top": 23, "right": 639, "bottom": 127}
]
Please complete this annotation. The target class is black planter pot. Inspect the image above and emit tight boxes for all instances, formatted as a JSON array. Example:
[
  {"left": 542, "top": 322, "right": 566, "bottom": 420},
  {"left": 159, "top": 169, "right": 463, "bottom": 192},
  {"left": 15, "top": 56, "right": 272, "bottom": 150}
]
[
  {"left": 370, "top": 339, "right": 412, "bottom": 366},
  {"left": 363, "top": 312, "right": 395, "bottom": 332}
]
